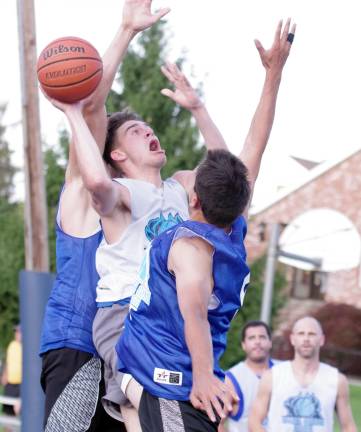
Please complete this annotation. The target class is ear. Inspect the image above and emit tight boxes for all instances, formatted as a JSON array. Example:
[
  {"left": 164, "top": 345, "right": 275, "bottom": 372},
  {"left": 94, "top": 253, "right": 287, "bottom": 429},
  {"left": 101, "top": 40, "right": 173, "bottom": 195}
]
[
  {"left": 110, "top": 148, "right": 127, "bottom": 162},
  {"left": 290, "top": 332, "right": 295, "bottom": 348},
  {"left": 189, "top": 190, "right": 201, "bottom": 209},
  {"left": 319, "top": 334, "right": 325, "bottom": 348}
]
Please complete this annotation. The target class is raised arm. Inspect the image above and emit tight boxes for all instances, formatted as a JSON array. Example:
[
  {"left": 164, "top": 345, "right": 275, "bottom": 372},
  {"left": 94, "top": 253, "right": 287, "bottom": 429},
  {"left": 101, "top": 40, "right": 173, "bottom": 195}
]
[
  {"left": 336, "top": 373, "right": 357, "bottom": 432},
  {"left": 62, "top": 102, "right": 124, "bottom": 218},
  {"left": 66, "top": 0, "right": 170, "bottom": 180},
  {"left": 161, "top": 62, "right": 227, "bottom": 152},
  {"left": 240, "top": 19, "right": 296, "bottom": 190},
  {"left": 248, "top": 370, "right": 272, "bottom": 432},
  {"left": 168, "top": 237, "right": 238, "bottom": 423}
]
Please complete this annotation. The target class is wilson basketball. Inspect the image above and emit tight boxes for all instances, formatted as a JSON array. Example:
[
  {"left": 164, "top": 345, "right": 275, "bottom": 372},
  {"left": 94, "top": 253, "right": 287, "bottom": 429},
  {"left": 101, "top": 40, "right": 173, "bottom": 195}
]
[{"left": 37, "top": 36, "right": 103, "bottom": 103}]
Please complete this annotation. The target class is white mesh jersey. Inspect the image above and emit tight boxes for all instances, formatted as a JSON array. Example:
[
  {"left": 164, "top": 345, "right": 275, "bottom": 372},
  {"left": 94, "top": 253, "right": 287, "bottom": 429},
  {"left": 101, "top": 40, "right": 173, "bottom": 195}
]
[
  {"left": 95, "top": 178, "right": 189, "bottom": 305},
  {"left": 226, "top": 360, "right": 276, "bottom": 432},
  {"left": 268, "top": 361, "right": 338, "bottom": 432}
]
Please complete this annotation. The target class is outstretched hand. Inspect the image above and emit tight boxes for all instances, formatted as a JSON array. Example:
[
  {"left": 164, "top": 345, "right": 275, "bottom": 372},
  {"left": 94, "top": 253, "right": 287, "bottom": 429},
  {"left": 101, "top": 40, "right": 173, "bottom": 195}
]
[
  {"left": 254, "top": 18, "right": 296, "bottom": 74},
  {"left": 122, "top": 0, "right": 170, "bottom": 34},
  {"left": 190, "top": 373, "right": 239, "bottom": 423},
  {"left": 160, "top": 62, "right": 203, "bottom": 111}
]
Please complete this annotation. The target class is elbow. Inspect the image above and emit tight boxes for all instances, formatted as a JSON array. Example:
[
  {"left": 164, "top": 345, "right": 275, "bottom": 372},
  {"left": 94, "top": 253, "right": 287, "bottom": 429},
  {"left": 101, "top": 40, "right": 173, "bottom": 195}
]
[{"left": 84, "top": 174, "right": 111, "bottom": 194}]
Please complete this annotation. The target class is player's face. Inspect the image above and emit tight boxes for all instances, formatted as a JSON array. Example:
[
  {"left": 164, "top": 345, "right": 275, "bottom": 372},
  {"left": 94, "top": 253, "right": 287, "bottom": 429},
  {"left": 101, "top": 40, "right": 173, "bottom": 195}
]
[
  {"left": 290, "top": 318, "right": 325, "bottom": 360},
  {"left": 115, "top": 120, "right": 166, "bottom": 169},
  {"left": 242, "top": 326, "right": 272, "bottom": 363}
]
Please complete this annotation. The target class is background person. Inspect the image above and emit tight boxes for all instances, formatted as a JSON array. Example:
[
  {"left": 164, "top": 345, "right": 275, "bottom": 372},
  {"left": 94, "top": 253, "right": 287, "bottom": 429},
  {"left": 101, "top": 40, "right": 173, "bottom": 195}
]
[
  {"left": 249, "top": 316, "right": 357, "bottom": 432},
  {"left": 220, "top": 321, "right": 275, "bottom": 432}
]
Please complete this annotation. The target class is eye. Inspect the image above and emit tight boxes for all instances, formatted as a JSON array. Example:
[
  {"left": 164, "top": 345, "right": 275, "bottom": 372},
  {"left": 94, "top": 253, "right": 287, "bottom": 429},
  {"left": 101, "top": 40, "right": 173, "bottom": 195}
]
[{"left": 132, "top": 128, "right": 140, "bottom": 135}]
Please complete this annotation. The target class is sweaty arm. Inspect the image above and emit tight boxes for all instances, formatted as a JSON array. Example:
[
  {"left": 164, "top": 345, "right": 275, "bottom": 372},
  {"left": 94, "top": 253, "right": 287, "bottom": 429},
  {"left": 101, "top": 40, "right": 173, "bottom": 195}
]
[
  {"left": 248, "top": 370, "right": 272, "bottom": 432},
  {"left": 336, "top": 373, "right": 357, "bottom": 432},
  {"left": 168, "top": 236, "right": 237, "bottom": 423}
]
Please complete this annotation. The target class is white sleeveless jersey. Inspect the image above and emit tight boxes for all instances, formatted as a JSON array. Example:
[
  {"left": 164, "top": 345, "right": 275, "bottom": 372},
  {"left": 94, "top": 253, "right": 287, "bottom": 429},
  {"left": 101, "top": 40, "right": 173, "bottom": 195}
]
[
  {"left": 268, "top": 361, "right": 338, "bottom": 432},
  {"left": 95, "top": 178, "right": 189, "bottom": 304},
  {"left": 226, "top": 360, "right": 275, "bottom": 432}
]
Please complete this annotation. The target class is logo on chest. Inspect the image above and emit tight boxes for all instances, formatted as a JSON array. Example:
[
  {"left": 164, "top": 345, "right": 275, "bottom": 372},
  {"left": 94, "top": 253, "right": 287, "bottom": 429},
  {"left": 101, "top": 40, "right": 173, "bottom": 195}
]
[{"left": 145, "top": 212, "right": 183, "bottom": 241}]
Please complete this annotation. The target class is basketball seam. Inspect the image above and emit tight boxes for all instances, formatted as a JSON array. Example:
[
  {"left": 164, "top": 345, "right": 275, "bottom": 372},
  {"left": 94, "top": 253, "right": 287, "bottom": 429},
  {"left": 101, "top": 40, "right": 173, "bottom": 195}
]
[
  {"left": 37, "top": 57, "right": 102, "bottom": 73},
  {"left": 40, "top": 68, "right": 102, "bottom": 89}
]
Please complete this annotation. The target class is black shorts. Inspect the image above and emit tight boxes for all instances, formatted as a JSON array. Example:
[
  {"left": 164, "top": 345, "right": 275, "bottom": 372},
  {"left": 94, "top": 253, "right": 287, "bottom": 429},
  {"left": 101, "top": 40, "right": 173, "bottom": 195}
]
[
  {"left": 41, "top": 347, "right": 124, "bottom": 432},
  {"left": 3, "top": 383, "right": 20, "bottom": 416},
  {"left": 139, "top": 389, "right": 219, "bottom": 432}
]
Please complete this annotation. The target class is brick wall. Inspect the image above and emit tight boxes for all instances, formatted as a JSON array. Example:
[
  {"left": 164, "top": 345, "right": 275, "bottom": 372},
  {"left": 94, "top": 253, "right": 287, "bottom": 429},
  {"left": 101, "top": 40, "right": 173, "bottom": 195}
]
[{"left": 246, "top": 150, "right": 361, "bottom": 308}]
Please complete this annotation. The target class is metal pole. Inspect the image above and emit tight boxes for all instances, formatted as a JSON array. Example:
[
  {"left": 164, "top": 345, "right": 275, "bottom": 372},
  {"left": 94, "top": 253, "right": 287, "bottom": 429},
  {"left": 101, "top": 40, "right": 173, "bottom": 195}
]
[
  {"left": 260, "top": 223, "right": 280, "bottom": 324},
  {"left": 19, "top": 271, "right": 54, "bottom": 432},
  {"left": 17, "top": 0, "right": 49, "bottom": 271}
]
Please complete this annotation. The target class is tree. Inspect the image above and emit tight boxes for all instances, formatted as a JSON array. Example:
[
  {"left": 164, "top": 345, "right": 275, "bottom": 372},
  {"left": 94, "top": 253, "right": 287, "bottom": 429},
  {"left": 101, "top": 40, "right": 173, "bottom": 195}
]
[
  {"left": 106, "top": 22, "right": 204, "bottom": 178},
  {"left": 0, "top": 105, "right": 17, "bottom": 202},
  {"left": 0, "top": 105, "right": 24, "bottom": 348},
  {"left": 43, "top": 129, "right": 69, "bottom": 272},
  {"left": 220, "top": 256, "right": 286, "bottom": 369}
]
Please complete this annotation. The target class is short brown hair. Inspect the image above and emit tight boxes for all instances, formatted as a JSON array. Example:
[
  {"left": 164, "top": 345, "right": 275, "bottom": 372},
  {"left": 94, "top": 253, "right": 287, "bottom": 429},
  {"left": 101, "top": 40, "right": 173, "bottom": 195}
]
[{"left": 104, "top": 111, "right": 142, "bottom": 171}]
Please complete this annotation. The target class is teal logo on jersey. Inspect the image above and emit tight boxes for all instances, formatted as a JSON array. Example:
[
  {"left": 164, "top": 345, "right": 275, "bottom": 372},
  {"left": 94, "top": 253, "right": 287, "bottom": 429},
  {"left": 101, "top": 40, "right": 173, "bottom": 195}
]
[
  {"left": 145, "top": 212, "right": 183, "bottom": 241},
  {"left": 282, "top": 392, "right": 324, "bottom": 431}
]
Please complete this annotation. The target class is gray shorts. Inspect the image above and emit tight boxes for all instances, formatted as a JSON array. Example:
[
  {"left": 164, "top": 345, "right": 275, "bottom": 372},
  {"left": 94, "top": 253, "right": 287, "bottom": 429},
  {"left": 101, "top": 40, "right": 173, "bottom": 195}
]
[{"left": 92, "top": 303, "right": 129, "bottom": 420}]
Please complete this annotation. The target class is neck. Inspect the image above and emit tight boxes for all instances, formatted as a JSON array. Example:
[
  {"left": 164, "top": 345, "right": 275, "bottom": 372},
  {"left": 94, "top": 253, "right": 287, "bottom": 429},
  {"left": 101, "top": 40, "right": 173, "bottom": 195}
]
[
  {"left": 292, "top": 356, "right": 319, "bottom": 374},
  {"left": 124, "top": 165, "right": 163, "bottom": 187},
  {"left": 190, "top": 209, "right": 207, "bottom": 223},
  {"left": 245, "top": 357, "right": 270, "bottom": 375}
]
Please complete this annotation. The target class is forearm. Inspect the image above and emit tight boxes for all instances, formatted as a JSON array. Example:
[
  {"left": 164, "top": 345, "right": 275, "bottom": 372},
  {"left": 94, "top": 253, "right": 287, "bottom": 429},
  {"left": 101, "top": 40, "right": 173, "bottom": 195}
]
[
  {"left": 240, "top": 70, "right": 282, "bottom": 181},
  {"left": 85, "top": 25, "right": 135, "bottom": 112},
  {"left": 66, "top": 109, "right": 110, "bottom": 192},
  {"left": 191, "top": 104, "right": 228, "bottom": 151},
  {"left": 184, "top": 314, "right": 214, "bottom": 378}
]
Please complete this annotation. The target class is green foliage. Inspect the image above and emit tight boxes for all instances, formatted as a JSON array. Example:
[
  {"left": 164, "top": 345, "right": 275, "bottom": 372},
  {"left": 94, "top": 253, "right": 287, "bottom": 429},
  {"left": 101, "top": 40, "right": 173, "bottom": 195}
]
[
  {"left": 0, "top": 106, "right": 23, "bottom": 348},
  {"left": 0, "top": 105, "right": 17, "bottom": 201},
  {"left": 0, "top": 201, "right": 24, "bottom": 348},
  {"left": 106, "top": 22, "right": 204, "bottom": 178},
  {"left": 220, "top": 256, "right": 286, "bottom": 370},
  {"left": 43, "top": 129, "right": 69, "bottom": 272}
]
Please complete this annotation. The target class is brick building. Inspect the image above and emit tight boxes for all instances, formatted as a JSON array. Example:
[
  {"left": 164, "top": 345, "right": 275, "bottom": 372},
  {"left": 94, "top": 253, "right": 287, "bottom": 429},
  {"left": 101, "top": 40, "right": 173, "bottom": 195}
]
[{"left": 246, "top": 148, "right": 361, "bottom": 331}]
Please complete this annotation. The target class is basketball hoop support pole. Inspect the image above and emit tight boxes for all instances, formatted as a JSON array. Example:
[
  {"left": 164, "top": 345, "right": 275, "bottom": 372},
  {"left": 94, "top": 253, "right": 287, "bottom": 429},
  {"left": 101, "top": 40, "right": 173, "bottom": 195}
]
[{"left": 260, "top": 224, "right": 323, "bottom": 325}]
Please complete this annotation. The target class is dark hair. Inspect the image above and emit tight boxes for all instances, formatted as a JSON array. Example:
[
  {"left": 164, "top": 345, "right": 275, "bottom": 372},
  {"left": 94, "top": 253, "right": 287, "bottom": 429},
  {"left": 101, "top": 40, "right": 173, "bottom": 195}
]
[
  {"left": 194, "top": 149, "right": 251, "bottom": 227},
  {"left": 104, "top": 111, "right": 142, "bottom": 171},
  {"left": 241, "top": 320, "right": 272, "bottom": 342}
]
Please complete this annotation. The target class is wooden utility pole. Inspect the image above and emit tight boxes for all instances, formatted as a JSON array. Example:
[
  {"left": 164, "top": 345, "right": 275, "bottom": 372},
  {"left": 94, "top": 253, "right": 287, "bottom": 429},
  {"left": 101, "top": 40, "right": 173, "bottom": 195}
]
[{"left": 17, "top": 0, "right": 49, "bottom": 271}]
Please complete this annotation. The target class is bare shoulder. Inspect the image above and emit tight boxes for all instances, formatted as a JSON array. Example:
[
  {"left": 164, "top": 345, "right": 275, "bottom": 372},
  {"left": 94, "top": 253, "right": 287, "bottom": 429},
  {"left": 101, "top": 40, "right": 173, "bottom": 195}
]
[
  {"left": 171, "top": 234, "right": 213, "bottom": 256},
  {"left": 172, "top": 170, "right": 195, "bottom": 193}
]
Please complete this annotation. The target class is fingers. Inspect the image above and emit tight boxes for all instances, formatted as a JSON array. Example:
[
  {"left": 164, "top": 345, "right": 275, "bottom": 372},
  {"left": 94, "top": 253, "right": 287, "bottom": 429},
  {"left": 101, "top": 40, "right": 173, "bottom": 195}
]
[
  {"left": 281, "top": 17, "right": 291, "bottom": 43},
  {"left": 274, "top": 19, "right": 283, "bottom": 43},
  {"left": 153, "top": 7, "right": 171, "bottom": 21},
  {"left": 254, "top": 39, "right": 265, "bottom": 57},
  {"left": 160, "top": 88, "right": 175, "bottom": 100}
]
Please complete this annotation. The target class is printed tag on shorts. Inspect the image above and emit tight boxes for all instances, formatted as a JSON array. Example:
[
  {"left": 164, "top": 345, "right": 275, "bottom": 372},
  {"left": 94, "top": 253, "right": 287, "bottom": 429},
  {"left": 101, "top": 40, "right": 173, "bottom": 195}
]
[{"left": 153, "top": 368, "right": 183, "bottom": 386}]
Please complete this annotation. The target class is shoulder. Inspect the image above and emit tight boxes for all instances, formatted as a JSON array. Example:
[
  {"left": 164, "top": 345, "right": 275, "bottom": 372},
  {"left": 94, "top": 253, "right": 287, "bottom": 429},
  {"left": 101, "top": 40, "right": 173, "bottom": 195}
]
[{"left": 172, "top": 170, "right": 195, "bottom": 194}]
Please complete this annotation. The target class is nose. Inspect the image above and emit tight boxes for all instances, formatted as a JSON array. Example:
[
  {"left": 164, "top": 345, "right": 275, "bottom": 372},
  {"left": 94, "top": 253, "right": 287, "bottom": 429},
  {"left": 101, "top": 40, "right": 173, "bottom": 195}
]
[{"left": 145, "top": 127, "right": 154, "bottom": 137}]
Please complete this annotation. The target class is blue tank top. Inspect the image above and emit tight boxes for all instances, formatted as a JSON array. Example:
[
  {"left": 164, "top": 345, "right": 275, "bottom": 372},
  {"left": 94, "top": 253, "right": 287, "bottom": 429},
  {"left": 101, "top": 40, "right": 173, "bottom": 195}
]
[
  {"left": 39, "top": 199, "right": 102, "bottom": 356},
  {"left": 117, "top": 216, "right": 250, "bottom": 400}
]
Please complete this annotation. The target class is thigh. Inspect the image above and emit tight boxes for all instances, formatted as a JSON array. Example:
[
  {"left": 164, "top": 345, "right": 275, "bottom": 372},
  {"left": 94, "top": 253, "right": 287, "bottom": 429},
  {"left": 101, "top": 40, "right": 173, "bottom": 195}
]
[
  {"left": 41, "top": 348, "right": 102, "bottom": 432},
  {"left": 139, "top": 390, "right": 219, "bottom": 432}
]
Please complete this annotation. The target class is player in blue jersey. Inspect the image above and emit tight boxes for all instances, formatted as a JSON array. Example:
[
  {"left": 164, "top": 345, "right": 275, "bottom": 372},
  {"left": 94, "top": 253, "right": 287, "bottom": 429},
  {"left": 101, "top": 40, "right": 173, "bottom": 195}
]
[
  {"left": 39, "top": 1, "right": 170, "bottom": 430},
  {"left": 116, "top": 149, "right": 253, "bottom": 431}
]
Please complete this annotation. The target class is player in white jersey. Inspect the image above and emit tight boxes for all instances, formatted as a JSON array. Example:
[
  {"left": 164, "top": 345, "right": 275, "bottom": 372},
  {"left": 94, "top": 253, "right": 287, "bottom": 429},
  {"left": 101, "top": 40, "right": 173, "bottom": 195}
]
[
  {"left": 249, "top": 317, "right": 357, "bottom": 432},
  {"left": 219, "top": 321, "right": 275, "bottom": 432},
  {"left": 46, "top": 17, "right": 296, "bottom": 429}
]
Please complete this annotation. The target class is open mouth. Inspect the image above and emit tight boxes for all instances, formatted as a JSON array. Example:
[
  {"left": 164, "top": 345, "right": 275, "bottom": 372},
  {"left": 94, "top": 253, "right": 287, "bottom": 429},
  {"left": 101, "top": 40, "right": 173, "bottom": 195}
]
[{"left": 149, "top": 139, "right": 161, "bottom": 152}]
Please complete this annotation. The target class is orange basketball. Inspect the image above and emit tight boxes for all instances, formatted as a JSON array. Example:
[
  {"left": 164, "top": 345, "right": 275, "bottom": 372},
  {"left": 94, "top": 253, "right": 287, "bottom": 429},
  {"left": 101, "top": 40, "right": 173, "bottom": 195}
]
[{"left": 37, "top": 36, "right": 103, "bottom": 103}]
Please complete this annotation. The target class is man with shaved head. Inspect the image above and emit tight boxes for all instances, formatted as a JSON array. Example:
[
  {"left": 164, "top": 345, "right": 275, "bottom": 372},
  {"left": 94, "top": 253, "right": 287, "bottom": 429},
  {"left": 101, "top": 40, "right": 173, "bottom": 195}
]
[{"left": 249, "top": 316, "right": 357, "bottom": 432}]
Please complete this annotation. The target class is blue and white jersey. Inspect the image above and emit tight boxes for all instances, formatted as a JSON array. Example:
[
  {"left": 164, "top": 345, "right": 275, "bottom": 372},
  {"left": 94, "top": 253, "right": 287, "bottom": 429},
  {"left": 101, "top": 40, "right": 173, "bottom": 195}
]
[
  {"left": 96, "top": 178, "right": 188, "bottom": 306},
  {"left": 226, "top": 359, "right": 276, "bottom": 431},
  {"left": 117, "top": 216, "right": 250, "bottom": 400}
]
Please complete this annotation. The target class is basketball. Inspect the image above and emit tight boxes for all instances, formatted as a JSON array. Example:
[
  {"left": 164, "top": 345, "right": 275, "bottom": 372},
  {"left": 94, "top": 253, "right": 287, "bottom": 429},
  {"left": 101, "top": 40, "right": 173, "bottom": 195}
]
[{"left": 37, "top": 36, "right": 103, "bottom": 103}]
